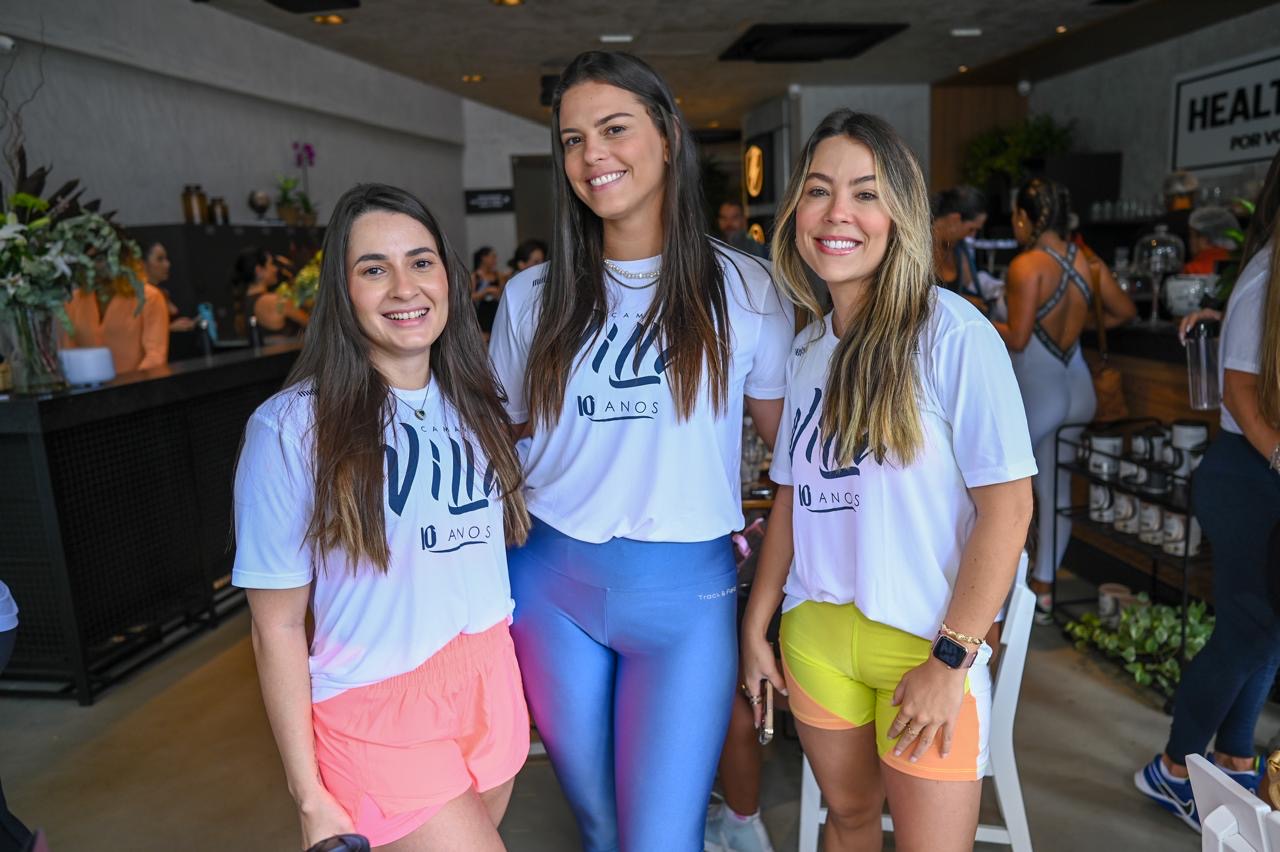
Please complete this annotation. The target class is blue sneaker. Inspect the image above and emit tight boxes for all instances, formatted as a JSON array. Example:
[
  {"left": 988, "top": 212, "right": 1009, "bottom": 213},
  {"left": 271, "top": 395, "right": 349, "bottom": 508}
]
[
  {"left": 1135, "top": 754, "right": 1200, "bottom": 832},
  {"left": 1210, "top": 753, "right": 1264, "bottom": 794}
]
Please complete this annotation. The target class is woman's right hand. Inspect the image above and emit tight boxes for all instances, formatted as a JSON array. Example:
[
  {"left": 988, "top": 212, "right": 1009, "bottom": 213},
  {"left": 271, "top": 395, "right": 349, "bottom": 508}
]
[
  {"left": 1179, "top": 308, "right": 1224, "bottom": 343},
  {"left": 740, "top": 630, "right": 788, "bottom": 729},
  {"left": 297, "top": 787, "right": 355, "bottom": 850}
]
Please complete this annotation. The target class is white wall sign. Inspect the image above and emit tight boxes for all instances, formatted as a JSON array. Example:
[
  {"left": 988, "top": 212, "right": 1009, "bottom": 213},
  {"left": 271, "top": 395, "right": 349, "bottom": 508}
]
[{"left": 1171, "top": 49, "right": 1280, "bottom": 172}]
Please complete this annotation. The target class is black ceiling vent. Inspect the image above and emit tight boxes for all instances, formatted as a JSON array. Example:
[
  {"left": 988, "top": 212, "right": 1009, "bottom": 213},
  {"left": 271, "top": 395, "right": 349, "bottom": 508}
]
[
  {"left": 264, "top": 0, "right": 360, "bottom": 13},
  {"left": 720, "top": 23, "right": 907, "bottom": 63},
  {"left": 1089, "top": 0, "right": 1141, "bottom": 4}
]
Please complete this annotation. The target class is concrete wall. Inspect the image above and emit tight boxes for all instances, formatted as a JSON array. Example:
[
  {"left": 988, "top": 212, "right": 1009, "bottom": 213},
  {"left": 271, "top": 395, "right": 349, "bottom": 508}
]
[
  {"left": 1030, "top": 4, "right": 1280, "bottom": 201},
  {"left": 1, "top": 0, "right": 467, "bottom": 237},
  {"left": 797, "top": 85, "right": 932, "bottom": 178},
  {"left": 461, "top": 99, "right": 549, "bottom": 268}
]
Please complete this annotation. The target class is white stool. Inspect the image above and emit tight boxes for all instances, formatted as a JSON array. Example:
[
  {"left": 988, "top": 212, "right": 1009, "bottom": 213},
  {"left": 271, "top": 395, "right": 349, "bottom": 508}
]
[
  {"left": 1188, "top": 753, "right": 1273, "bottom": 852},
  {"left": 798, "top": 581, "right": 1037, "bottom": 851}
]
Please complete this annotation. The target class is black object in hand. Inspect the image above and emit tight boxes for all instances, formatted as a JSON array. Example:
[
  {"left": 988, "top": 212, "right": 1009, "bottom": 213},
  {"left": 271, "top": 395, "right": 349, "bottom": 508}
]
[{"left": 306, "top": 835, "right": 371, "bottom": 852}]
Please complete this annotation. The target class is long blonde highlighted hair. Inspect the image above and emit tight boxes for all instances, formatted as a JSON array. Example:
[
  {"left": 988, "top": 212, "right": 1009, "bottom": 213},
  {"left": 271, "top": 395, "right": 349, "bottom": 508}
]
[
  {"left": 771, "top": 109, "right": 935, "bottom": 466},
  {"left": 1248, "top": 151, "right": 1280, "bottom": 428},
  {"left": 1260, "top": 235, "right": 1280, "bottom": 428}
]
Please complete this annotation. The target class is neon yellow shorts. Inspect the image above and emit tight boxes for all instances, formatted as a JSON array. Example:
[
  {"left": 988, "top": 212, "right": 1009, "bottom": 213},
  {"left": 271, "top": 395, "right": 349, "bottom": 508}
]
[{"left": 780, "top": 599, "right": 992, "bottom": 781}]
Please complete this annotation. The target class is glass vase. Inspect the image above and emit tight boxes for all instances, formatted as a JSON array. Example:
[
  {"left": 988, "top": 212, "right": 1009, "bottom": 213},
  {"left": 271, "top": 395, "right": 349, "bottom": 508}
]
[{"left": 0, "top": 307, "right": 68, "bottom": 394}]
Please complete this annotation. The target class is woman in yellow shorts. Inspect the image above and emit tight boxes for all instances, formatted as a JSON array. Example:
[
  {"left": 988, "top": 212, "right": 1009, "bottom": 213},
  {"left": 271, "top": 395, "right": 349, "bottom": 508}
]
[{"left": 741, "top": 110, "right": 1036, "bottom": 852}]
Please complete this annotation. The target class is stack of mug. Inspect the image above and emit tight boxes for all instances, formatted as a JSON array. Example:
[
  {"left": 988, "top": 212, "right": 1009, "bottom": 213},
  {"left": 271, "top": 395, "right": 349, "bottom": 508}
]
[{"left": 1082, "top": 420, "right": 1210, "bottom": 557}]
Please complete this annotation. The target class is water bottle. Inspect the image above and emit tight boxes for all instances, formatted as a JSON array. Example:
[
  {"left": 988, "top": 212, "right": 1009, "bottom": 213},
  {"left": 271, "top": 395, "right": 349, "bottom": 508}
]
[
  {"left": 196, "top": 319, "right": 214, "bottom": 358},
  {"left": 248, "top": 315, "right": 263, "bottom": 351},
  {"left": 1185, "top": 319, "right": 1220, "bottom": 410}
]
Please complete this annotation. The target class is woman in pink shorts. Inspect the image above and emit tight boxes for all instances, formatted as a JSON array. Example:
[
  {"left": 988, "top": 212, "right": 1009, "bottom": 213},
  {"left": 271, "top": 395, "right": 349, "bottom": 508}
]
[
  {"left": 233, "top": 183, "right": 531, "bottom": 850},
  {"left": 741, "top": 111, "right": 1036, "bottom": 851}
]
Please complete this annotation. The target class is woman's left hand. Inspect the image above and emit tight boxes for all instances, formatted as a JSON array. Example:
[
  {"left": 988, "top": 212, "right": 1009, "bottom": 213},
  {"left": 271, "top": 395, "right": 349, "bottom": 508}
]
[{"left": 886, "top": 657, "right": 969, "bottom": 763}]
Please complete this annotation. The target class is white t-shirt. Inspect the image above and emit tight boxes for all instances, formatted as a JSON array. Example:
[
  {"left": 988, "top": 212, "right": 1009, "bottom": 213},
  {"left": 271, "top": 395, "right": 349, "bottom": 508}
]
[
  {"left": 232, "top": 382, "right": 513, "bottom": 702},
  {"left": 770, "top": 289, "right": 1037, "bottom": 641},
  {"left": 1219, "top": 242, "right": 1271, "bottom": 435},
  {"left": 489, "top": 245, "right": 795, "bottom": 543},
  {"left": 0, "top": 581, "right": 16, "bottom": 632}
]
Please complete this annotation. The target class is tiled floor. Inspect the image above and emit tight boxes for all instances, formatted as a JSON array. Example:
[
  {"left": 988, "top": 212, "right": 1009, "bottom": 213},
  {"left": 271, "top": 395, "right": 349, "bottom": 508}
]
[{"left": 2, "top": 598, "right": 1271, "bottom": 851}]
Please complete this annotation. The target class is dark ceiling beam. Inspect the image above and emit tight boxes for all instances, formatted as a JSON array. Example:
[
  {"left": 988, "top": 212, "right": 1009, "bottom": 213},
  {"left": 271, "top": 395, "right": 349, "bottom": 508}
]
[{"left": 939, "top": 0, "right": 1276, "bottom": 87}]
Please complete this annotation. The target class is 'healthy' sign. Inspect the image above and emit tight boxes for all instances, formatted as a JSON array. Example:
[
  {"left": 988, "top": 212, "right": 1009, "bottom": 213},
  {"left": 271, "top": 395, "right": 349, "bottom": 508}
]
[{"left": 1172, "top": 49, "right": 1280, "bottom": 173}]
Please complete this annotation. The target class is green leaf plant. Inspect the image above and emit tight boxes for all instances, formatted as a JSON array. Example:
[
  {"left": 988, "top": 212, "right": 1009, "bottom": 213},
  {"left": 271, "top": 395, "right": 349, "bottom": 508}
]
[{"left": 1064, "top": 595, "right": 1213, "bottom": 698}]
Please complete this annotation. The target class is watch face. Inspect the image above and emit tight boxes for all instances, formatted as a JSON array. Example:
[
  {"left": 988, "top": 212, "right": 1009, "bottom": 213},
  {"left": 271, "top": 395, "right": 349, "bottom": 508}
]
[{"left": 933, "top": 635, "right": 968, "bottom": 669}]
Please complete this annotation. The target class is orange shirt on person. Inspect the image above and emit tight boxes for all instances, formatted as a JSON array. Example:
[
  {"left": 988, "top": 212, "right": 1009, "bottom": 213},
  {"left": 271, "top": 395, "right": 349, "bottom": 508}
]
[
  {"left": 62, "top": 284, "right": 170, "bottom": 374},
  {"left": 1183, "top": 246, "right": 1231, "bottom": 275}
]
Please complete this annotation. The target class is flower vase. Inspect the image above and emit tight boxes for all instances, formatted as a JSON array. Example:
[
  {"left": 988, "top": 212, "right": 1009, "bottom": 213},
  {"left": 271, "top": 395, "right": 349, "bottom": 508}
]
[
  {"left": 0, "top": 307, "right": 68, "bottom": 394},
  {"left": 277, "top": 202, "right": 301, "bottom": 226}
]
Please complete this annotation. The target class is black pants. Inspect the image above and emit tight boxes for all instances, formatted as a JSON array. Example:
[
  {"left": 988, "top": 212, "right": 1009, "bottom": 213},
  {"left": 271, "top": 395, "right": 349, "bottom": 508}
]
[
  {"left": 1165, "top": 432, "right": 1280, "bottom": 763},
  {"left": 0, "top": 629, "right": 32, "bottom": 852}
]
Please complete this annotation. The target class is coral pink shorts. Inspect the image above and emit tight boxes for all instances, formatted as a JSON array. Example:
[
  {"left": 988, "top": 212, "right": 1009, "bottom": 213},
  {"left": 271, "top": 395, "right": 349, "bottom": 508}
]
[{"left": 311, "top": 621, "right": 529, "bottom": 847}]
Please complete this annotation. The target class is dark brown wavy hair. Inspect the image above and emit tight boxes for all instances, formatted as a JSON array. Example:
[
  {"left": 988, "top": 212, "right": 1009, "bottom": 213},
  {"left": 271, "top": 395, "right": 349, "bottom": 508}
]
[
  {"left": 525, "top": 51, "right": 730, "bottom": 426},
  {"left": 281, "top": 183, "right": 528, "bottom": 573}
]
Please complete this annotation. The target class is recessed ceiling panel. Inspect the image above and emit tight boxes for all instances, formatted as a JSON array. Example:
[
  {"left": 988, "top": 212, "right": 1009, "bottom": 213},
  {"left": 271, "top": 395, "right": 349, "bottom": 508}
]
[{"left": 720, "top": 23, "right": 909, "bottom": 64}]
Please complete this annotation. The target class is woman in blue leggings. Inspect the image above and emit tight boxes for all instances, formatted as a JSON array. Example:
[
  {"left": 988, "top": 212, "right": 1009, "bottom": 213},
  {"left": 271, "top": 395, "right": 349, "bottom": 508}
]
[
  {"left": 1136, "top": 151, "right": 1280, "bottom": 831},
  {"left": 488, "top": 52, "right": 794, "bottom": 852}
]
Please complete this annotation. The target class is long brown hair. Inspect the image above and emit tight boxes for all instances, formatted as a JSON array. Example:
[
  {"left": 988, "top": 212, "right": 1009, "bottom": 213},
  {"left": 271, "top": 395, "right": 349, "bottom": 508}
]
[
  {"left": 770, "top": 110, "right": 934, "bottom": 466},
  {"left": 282, "top": 184, "right": 528, "bottom": 574},
  {"left": 1259, "top": 227, "right": 1280, "bottom": 428},
  {"left": 525, "top": 51, "right": 730, "bottom": 427}
]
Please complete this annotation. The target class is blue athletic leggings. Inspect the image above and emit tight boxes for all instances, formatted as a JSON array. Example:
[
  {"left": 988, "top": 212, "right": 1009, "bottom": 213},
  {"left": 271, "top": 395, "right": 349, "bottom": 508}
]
[
  {"left": 1165, "top": 432, "right": 1280, "bottom": 764},
  {"left": 509, "top": 519, "right": 738, "bottom": 852}
]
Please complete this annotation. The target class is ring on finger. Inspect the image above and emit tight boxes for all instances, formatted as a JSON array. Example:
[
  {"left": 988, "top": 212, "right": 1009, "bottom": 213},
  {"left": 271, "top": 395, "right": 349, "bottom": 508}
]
[{"left": 747, "top": 695, "right": 762, "bottom": 706}]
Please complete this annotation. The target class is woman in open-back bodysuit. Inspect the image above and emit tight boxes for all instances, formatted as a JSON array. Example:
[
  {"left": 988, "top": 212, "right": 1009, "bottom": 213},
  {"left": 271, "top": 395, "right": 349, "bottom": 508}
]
[{"left": 993, "top": 178, "right": 1136, "bottom": 616}]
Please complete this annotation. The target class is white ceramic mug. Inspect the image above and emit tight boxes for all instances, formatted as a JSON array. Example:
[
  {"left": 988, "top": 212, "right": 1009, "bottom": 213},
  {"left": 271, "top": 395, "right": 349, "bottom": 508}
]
[
  {"left": 1088, "top": 433, "right": 1124, "bottom": 481},
  {"left": 1138, "top": 500, "right": 1165, "bottom": 545},
  {"left": 1113, "top": 492, "right": 1140, "bottom": 534},
  {"left": 1162, "top": 512, "right": 1202, "bottom": 557},
  {"left": 1089, "top": 483, "right": 1115, "bottom": 523}
]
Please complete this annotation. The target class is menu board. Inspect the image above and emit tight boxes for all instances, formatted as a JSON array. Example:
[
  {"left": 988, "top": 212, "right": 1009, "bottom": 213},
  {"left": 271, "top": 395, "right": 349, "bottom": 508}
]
[{"left": 1171, "top": 48, "right": 1280, "bottom": 172}]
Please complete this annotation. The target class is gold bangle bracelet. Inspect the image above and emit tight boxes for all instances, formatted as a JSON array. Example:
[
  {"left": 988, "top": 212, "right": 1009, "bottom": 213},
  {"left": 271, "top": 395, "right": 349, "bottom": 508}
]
[{"left": 939, "top": 623, "right": 984, "bottom": 647}]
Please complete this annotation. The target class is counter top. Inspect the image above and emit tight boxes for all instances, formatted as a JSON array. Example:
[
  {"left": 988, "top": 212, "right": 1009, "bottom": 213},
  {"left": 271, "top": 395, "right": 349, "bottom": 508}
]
[
  {"left": 0, "top": 343, "right": 301, "bottom": 434},
  {"left": 1082, "top": 320, "right": 1184, "bottom": 364}
]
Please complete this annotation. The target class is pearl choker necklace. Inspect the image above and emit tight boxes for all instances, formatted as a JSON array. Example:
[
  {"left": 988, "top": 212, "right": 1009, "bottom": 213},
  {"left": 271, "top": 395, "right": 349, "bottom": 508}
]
[{"left": 603, "top": 259, "right": 660, "bottom": 282}]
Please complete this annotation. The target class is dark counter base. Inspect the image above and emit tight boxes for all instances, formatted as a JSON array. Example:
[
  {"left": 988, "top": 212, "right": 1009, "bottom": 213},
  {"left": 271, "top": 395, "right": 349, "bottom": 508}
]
[{"left": 0, "top": 345, "right": 300, "bottom": 704}]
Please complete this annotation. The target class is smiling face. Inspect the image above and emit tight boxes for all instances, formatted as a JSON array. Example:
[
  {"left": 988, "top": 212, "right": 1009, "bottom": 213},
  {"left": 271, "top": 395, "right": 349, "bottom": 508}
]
[
  {"left": 795, "top": 136, "right": 893, "bottom": 293},
  {"left": 346, "top": 210, "right": 450, "bottom": 386},
  {"left": 558, "top": 80, "right": 669, "bottom": 229}
]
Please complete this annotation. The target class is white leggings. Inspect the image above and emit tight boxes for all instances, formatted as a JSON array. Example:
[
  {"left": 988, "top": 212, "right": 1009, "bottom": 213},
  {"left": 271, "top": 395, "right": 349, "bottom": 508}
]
[{"left": 1011, "top": 338, "right": 1097, "bottom": 584}]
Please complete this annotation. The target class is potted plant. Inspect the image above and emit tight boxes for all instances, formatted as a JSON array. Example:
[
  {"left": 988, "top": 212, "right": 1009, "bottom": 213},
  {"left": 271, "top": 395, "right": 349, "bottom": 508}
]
[
  {"left": 1064, "top": 594, "right": 1213, "bottom": 699},
  {"left": 275, "top": 250, "right": 321, "bottom": 309},
  {"left": 276, "top": 176, "right": 301, "bottom": 225},
  {"left": 0, "top": 150, "right": 142, "bottom": 393},
  {"left": 961, "top": 114, "right": 1075, "bottom": 214}
]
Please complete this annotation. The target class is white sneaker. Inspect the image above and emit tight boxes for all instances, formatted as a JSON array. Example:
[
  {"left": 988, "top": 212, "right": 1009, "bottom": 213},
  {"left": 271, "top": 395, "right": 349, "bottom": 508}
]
[{"left": 704, "top": 803, "right": 775, "bottom": 852}]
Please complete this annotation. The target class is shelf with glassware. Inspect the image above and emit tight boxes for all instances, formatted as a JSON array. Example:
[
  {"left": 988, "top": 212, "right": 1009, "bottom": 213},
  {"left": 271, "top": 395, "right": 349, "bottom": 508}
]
[{"left": 1051, "top": 416, "right": 1216, "bottom": 659}]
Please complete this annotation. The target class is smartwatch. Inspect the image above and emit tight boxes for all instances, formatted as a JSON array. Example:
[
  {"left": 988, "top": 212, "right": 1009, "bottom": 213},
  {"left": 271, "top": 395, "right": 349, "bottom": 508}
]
[{"left": 932, "top": 633, "right": 978, "bottom": 669}]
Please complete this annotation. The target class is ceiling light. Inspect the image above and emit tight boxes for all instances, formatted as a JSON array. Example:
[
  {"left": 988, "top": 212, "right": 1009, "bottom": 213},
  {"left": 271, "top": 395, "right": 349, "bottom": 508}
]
[
  {"left": 462, "top": 74, "right": 484, "bottom": 83},
  {"left": 709, "top": 120, "right": 720, "bottom": 129},
  {"left": 1056, "top": 25, "right": 1068, "bottom": 34},
  {"left": 311, "top": 13, "right": 345, "bottom": 24},
  {"left": 958, "top": 65, "right": 969, "bottom": 73},
  {"left": 950, "top": 27, "right": 982, "bottom": 37},
  {"left": 599, "top": 34, "right": 634, "bottom": 44},
  {"left": 491, "top": 0, "right": 524, "bottom": 5}
]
